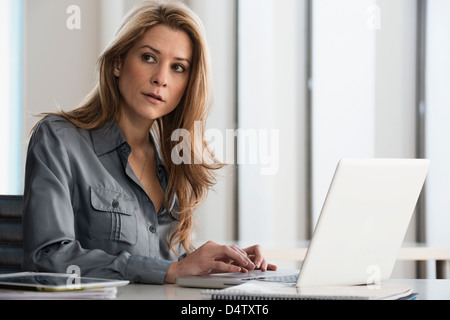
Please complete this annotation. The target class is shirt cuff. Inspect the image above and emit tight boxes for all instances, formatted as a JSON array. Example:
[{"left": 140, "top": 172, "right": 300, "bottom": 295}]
[{"left": 124, "top": 254, "right": 173, "bottom": 285}]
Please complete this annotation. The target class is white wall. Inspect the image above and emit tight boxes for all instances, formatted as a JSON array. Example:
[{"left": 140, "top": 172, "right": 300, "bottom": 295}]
[
  {"left": 22, "top": 0, "right": 143, "bottom": 158},
  {"left": 186, "top": 0, "right": 238, "bottom": 243},
  {"left": 425, "top": 0, "right": 450, "bottom": 255},
  {"left": 311, "top": 0, "right": 418, "bottom": 277},
  {"left": 238, "top": 0, "right": 309, "bottom": 249},
  {"left": 23, "top": 0, "right": 102, "bottom": 158},
  {"left": 99, "top": 0, "right": 126, "bottom": 51},
  {"left": 312, "top": 0, "right": 418, "bottom": 225},
  {"left": 311, "top": 0, "right": 377, "bottom": 227},
  {"left": 375, "top": 0, "right": 417, "bottom": 160}
]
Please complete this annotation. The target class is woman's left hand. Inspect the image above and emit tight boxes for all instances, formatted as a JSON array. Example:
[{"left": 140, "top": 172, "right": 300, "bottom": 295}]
[
  {"left": 216, "top": 244, "right": 277, "bottom": 272},
  {"left": 242, "top": 245, "right": 277, "bottom": 272}
]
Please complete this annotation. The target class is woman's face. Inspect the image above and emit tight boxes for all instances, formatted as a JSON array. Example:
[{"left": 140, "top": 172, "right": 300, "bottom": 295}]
[{"left": 114, "top": 24, "right": 193, "bottom": 125}]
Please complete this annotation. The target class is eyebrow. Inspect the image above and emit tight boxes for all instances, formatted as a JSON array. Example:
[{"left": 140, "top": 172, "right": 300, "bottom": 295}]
[{"left": 139, "top": 45, "right": 191, "bottom": 65}]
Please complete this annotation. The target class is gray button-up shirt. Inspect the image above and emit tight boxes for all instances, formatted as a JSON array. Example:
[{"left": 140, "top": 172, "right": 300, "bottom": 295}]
[{"left": 22, "top": 115, "right": 185, "bottom": 284}]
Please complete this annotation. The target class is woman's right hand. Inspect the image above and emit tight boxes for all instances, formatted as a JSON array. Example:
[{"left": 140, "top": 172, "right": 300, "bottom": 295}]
[{"left": 164, "top": 241, "right": 256, "bottom": 284}]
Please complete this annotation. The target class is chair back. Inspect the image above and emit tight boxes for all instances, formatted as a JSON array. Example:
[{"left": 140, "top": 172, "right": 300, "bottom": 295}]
[{"left": 0, "top": 195, "right": 24, "bottom": 274}]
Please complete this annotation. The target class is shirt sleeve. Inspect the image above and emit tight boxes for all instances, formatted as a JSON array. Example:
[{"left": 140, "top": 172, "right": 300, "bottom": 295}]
[{"left": 22, "top": 118, "right": 173, "bottom": 284}]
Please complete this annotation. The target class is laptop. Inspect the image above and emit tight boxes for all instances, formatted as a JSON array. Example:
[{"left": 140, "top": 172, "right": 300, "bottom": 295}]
[{"left": 176, "top": 158, "right": 430, "bottom": 289}]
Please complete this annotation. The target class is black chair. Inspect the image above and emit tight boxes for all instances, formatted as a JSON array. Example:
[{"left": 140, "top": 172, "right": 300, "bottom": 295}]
[{"left": 0, "top": 195, "right": 24, "bottom": 274}]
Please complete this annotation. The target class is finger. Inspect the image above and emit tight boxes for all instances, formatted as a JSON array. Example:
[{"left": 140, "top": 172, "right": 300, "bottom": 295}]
[
  {"left": 259, "top": 258, "right": 267, "bottom": 272},
  {"left": 211, "top": 261, "right": 242, "bottom": 274},
  {"left": 215, "top": 257, "right": 233, "bottom": 264},
  {"left": 267, "top": 263, "right": 278, "bottom": 271},
  {"left": 217, "top": 258, "right": 252, "bottom": 273},
  {"left": 244, "top": 245, "right": 264, "bottom": 269},
  {"left": 218, "top": 245, "right": 253, "bottom": 269},
  {"left": 231, "top": 245, "right": 255, "bottom": 269},
  {"left": 231, "top": 244, "right": 247, "bottom": 255},
  {"left": 260, "top": 260, "right": 278, "bottom": 272}
]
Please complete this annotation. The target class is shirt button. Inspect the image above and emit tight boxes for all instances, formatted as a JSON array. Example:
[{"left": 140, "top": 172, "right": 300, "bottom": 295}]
[
  {"left": 112, "top": 200, "right": 119, "bottom": 208},
  {"left": 149, "top": 225, "right": 157, "bottom": 233},
  {"left": 122, "top": 145, "right": 131, "bottom": 153}
]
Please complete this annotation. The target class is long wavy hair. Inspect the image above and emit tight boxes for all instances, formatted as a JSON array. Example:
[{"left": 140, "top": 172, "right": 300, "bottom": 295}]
[{"left": 52, "top": 1, "right": 223, "bottom": 254}]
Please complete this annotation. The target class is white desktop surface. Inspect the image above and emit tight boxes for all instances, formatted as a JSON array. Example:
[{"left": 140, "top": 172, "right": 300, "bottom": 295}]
[{"left": 116, "top": 279, "right": 450, "bottom": 300}]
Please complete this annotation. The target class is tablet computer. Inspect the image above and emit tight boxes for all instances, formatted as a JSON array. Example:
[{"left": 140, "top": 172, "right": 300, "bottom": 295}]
[{"left": 0, "top": 272, "right": 129, "bottom": 292}]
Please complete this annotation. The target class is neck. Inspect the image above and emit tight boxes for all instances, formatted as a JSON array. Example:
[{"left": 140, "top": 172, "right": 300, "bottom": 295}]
[{"left": 117, "top": 114, "right": 153, "bottom": 148}]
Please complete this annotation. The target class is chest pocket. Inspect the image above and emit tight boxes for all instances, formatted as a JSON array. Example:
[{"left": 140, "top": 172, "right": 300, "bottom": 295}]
[{"left": 89, "top": 187, "right": 137, "bottom": 245}]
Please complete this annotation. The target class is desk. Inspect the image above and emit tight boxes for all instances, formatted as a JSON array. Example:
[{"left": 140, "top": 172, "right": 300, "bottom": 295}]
[{"left": 116, "top": 279, "right": 450, "bottom": 300}]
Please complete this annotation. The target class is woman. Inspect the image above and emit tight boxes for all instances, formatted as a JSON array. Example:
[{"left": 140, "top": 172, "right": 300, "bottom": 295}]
[{"left": 22, "top": 1, "right": 276, "bottom": 284}]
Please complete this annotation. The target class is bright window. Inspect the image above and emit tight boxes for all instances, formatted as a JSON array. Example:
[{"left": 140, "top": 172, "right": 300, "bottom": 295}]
[{"left": 0, "top": 0, "right": 23, "bottom": 195}]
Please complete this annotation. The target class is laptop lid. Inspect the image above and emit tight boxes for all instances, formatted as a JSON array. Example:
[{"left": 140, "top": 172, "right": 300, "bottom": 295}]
[{"left": 297, "top": 158, "right": 430, "bottom": 287}]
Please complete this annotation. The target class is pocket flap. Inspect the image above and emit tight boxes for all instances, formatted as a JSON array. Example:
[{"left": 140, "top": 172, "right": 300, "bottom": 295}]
[{"left": 90, "top": 187, "right": 136, "bottom": 215}]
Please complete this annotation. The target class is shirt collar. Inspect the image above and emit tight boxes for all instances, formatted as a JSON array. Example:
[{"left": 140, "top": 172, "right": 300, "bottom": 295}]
[
  {"left": 149, "top": 131, "right": 180, "bottom": 218},
  {"left": 91, "top": 119, "right": 128, "bottom": 157},
  {"left": 150, "top": 130, "right": 165, "bottom": 169},
  {"left": 92, "top": 120, "right": 166, "bottom": 163}
]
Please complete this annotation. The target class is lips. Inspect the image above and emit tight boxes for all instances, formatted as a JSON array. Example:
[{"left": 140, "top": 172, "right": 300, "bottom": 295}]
[{"left": 143, "top": 92, "right": 165, "bottom": 103}]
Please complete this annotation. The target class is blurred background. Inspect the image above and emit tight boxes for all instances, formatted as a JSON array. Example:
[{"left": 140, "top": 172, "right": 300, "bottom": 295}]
[{"left": 1, "top": 0, "right": 449, "bottom": 278}]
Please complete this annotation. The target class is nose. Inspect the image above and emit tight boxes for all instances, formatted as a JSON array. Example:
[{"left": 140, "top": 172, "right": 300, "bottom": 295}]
[{"left": 151, "top": 66, "right": 168, "bottom": 88}]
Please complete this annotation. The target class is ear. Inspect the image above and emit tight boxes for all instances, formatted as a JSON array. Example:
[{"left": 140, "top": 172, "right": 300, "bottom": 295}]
[{"left": 113, "top": 57, "right": 123, "bottom": 77}]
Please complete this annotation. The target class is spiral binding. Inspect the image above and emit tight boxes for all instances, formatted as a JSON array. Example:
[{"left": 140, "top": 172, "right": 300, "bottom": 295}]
[{"left": 203, "top": 289, "right": 360, "bottom": 300}]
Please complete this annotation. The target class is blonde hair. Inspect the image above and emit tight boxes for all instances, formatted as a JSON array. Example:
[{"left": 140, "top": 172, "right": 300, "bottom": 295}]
[{"left": 53, "top": 1, "right": 223, "bottom": 253}]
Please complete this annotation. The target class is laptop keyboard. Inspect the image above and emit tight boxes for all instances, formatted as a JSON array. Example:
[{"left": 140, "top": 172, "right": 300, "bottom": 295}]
[{"left": 242, "top": 274, "right": 298, "bottom": 284}]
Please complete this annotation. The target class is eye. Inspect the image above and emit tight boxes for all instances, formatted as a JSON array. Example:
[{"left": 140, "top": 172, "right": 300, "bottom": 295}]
[
  {"left": 142, "top": 54, "right": 156, "bottom": 63},
  {"left": 172, "top": 64, "right": 186, "bottom": 73}
]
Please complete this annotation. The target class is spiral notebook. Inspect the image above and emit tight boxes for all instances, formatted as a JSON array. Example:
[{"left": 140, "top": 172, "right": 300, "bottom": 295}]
[{"left": 202, "top": 281, "right": 416, "bottom": 300}]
